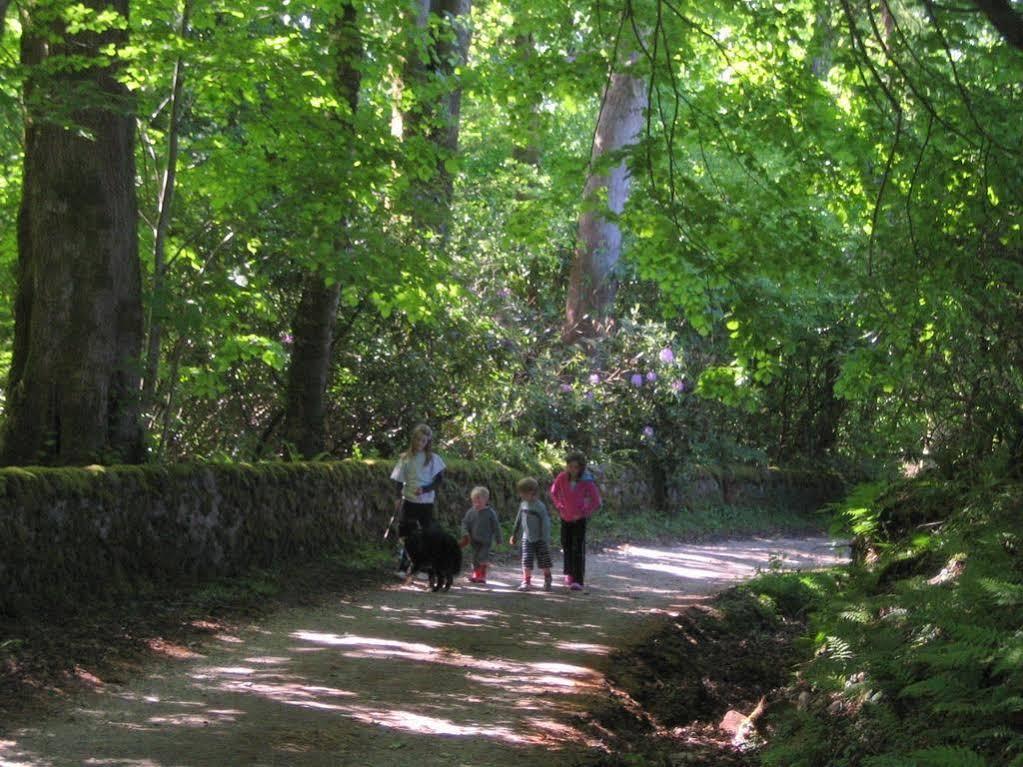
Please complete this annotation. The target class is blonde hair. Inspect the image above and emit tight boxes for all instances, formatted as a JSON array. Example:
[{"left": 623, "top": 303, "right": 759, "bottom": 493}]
[
  {"left": 398, "top": 427, "right": 435, "bottom": 474},
  {"left": 470, "top": 486, "right": 490, "bottom": 502}
]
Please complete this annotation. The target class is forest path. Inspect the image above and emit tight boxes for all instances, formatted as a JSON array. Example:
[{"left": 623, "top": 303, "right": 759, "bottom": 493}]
[{"left": 0, "top": 537, "right": 847, "bottom": 767}]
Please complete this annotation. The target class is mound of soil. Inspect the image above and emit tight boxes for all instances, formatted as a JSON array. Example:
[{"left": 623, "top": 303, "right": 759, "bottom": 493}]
[{"left": 585, "top": 587, "right": 807, "bottom": 766}]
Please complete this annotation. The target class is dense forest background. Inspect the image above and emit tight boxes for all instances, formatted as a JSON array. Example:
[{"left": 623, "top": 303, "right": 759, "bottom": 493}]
[
  {"left": 0, "top": 2, "right": 1021, "bottom": 763},
  {"left": 1, "top": 0, "right": 1019, "bottom": 481}
]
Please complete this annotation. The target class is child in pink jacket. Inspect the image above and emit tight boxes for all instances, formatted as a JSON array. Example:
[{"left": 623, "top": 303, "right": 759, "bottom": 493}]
[{"left": 549, "top": 451, "right": 602, "bottom": 590}]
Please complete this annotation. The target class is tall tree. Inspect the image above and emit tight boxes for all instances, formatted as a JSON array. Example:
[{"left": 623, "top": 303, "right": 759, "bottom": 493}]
[
  {"left": 1, "top": 0, "right": 145, "bottom": 465},
  {"left": 563, "top": 58, "right": 647, "bottom": 343},
  {"left": 401, "top": 0, "right": 472, "bottom": 241},
  {"left": 968, "top": 0, "right": 1023, "bottom": 51},
  {"left": 281, "top": 1, "right": 363, "bottom": 459}
]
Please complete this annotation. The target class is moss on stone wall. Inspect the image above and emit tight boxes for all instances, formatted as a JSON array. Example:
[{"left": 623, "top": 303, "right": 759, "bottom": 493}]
[
  {"left": 0, "top": 458, "right": 839, "bottom": 618},
  {"left": 0, "top": 459, "right": 526, "bottom": 618}
]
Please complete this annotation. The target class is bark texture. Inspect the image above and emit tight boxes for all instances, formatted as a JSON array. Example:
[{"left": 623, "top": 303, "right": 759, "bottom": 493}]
[
  {"left": 281, "top": 2, "right": 361, "bottom": 459},
  {"left": 969, "top": 0, "right": 1023, "bottom": 51},
  {"left": 564, "top": 68, "right": 647, "bottom": 343},
  {"left": 2, "top": 0, "right": 145, "bottom": 466},
  {"left": 401, "top": 0, "right": 472, "bottom": 239}
]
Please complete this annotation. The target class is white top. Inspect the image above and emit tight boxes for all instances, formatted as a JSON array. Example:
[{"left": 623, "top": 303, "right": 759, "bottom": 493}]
[{"left": 390, "top": 451, "right": 446, "bottom": 504}]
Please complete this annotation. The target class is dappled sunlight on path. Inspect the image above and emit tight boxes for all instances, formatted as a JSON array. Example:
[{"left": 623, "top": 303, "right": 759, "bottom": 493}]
[{"left": 0, "top": 537, "right": 847, "bottom": 766}]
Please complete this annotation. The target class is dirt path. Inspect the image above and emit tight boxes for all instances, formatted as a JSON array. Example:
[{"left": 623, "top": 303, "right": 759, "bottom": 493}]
[{"left": 0, "top": 537, "right": 847, "bottom": 766}]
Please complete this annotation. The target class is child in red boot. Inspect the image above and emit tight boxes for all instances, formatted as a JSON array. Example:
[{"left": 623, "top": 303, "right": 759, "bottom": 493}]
[{"left": 459, "top": 486, "right": 501, "bottom": 583}]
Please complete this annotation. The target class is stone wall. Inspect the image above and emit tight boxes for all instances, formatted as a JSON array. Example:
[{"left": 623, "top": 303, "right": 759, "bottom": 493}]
[
  {"left": 596, "top": 463, "right": 843, "bottom": 516},
  {"left": 0, "top": 459, "right": 841, "bottom": 618}
]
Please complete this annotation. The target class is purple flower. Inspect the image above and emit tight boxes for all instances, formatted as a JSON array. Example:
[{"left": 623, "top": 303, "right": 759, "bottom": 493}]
[
  {"left": 646, "top": 371, "right": 657, "bottom": 382},
  {"left": 279, "top": 332, "right": 294, "bottom": 345},
  {"left": 643, "top": 425, "right": 655, "bottom": 438},
  {"left": 584, "top": 391, "right": 595, "bottom": 400},
  {"left": 588, "top": 373, "right": 600, "bottom": 386},
  {"left": 659, "top": 347, "right": 675, "bottom": 364},
  {"left": 630, "top": 373, "right": 644, "bottom": 387},
  {"left": 498, "top": 287, "right": 511, "bottom": 299},
  {"left": 559, "top": 383, "right": 573, "bottom": 393},
  {"left": 671, "top": 379, "right": 685, "bottom": 392}
]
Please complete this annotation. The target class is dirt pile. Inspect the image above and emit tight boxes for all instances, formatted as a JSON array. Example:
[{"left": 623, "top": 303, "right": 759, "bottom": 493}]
[{"left": 585, "top": 587, "right": 807, "bottom": 766}]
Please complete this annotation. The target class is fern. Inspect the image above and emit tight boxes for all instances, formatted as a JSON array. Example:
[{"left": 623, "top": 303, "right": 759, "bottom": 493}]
[
  {"left": 979, "top": 577, "right": 1023, "bottom": 606},
  {"left": 907, "top": 746, "right": 989, "bottom": 767}
]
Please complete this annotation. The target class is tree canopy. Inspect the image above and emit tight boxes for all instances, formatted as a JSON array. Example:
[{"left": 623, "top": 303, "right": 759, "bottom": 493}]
[{"left": 0, "top": 0, "right": 1018, "bottom": 477}]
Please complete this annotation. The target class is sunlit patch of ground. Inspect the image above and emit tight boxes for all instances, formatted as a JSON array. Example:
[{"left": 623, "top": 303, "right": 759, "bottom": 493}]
[{"left": 1, "top": 538, "right": 847, "bottom": 767}]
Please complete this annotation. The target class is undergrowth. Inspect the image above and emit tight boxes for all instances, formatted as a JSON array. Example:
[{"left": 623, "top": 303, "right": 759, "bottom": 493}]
[
  {"left": 586, "top": 502, "right": 832, "bottom": 548},
  {"left": 761, "top": 477, "right": 1023, "bottom": 767}
]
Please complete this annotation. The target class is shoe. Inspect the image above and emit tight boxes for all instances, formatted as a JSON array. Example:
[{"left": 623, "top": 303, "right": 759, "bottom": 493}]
[
  {"left": 564, "top": 575, "right": 574, "bottom": 586},
  {"left": 517, "top": 581, "right": 531, "bottom": 591},
  {"left": 543, "top": 575, "right": 552, "bottom": 591},
  {"left": 570, "top": 582, "right": 584, "bottom": 591}
]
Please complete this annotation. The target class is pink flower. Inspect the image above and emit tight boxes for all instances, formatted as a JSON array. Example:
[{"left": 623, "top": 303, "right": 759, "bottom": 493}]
[
  {"left": 671, "top": 379, "right": 685, "bottom": 392},
  {"left": 279, "top": 332, "right": 294, "bottom": 345},
  {"left": 646, "top": 371, "right": 657, "bottom": 382},
  {"left": 560, "top": 383, "right": 573, "bottom": 393},
  {"left": 588, "top": 373, "right": 600, "bottom": 386},
  {"left": 643, "top": 426, "right": 655, "bottom": 438},
  {"left": 658, "top": 347, "right": 675, "bottom": 364}
]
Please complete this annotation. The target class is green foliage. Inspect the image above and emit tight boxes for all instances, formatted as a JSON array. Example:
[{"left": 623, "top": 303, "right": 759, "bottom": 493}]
[{"left": 763, "top": 479, "right": 1023, "bottom": 766}]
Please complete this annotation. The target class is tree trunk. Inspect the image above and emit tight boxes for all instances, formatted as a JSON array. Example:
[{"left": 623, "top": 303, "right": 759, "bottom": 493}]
[
  {"left": 1, "top": 0, "right": 145, "bottom": 466},
  {"left": 968, "top": 0, "right": 1023, "bottom": 52},
  {"left": 142, "top": 0, "right": 191, "bottom": 414},
  {"left": 0, "top": 0, "right": 10, "bottom": 38},
  {"left": 400, "top": 0, "right": 472, "bottom": 240},
  {"left": 563, "top": 65, "right": 647, "bottom": 344},
  {"left": 280, "top": 1, "right": 361, "bottom": 459},
  {"left": 282, "top": 276, "right": 342, "bottom": 458}
]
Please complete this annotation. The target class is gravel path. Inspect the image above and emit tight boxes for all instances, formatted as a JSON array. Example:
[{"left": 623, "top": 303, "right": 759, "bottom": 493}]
[{"left": 0, "top": 537, "right": 847, "bottom": 767}]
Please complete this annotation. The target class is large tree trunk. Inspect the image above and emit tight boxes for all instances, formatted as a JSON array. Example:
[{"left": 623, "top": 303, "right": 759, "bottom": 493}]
[
  {"left": 968, "top": 0, "right": 1023, "bottom": 51},
  {"left": 400, "top": 0, "right": 472, "bottom": 240},
  {"left": 1, "top": 0, "right": 145, "bottom": 466},
  {"left": 563, "top": 65, "right": 647, "bottom": 344},
  {"left": 280, "top": 2, "right": 361, "bottom": 459},
  {"left": 0, "top": 0, "right": 10, "bottom": 37}
]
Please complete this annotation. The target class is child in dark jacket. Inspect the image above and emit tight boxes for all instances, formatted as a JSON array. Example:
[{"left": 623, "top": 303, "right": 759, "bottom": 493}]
[
  {"left": 460, "top": 486, "right": 501, "bottom": 583},
  {"left": 509, "top": 477, "right": 553, "bottom": 591}
]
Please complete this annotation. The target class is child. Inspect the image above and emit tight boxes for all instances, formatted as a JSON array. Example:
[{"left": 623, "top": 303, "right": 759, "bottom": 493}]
[
  {"left": 509, "top": 477, "right": 553, "bottom": 591},
  {"left": 390, "top": 424, "right": 446, "bottom": 573},
  {"left": 549, "top": 450, "right": 601, "bottom": 591},
  {"left": 459, "top": 486, "right": 501, "bottom": 583}
]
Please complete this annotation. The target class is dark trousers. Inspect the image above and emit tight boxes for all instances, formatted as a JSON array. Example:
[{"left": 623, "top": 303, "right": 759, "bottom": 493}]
[{"left": 561, "top": 517, "right": 588, "bottom": 584}]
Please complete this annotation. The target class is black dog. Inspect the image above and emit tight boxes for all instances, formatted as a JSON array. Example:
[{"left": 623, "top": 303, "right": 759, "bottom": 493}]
[{"left": 403, "top": 523, "right": 462, "bottom": 592}]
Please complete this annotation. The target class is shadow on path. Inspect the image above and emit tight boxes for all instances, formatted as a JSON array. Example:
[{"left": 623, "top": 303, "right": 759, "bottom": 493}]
[{"left": 0, "top": 537, "right": 847, "bottom": 767}]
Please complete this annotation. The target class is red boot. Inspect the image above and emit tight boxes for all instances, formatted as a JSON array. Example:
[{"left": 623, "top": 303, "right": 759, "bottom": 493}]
[{"left": 477, "top": 564, "right": 488, "bottom": 583}]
